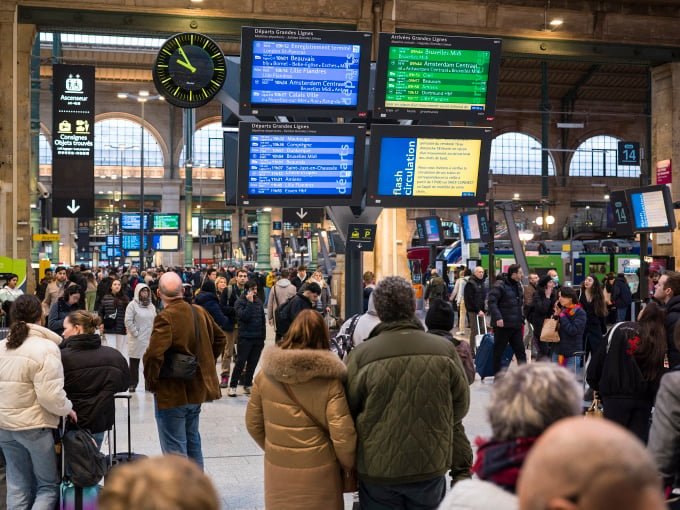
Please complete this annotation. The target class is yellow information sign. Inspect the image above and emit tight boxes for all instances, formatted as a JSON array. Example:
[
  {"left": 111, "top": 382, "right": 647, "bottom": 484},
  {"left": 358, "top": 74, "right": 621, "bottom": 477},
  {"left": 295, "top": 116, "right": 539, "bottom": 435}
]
[{"left": 33, "top": 234, "right": 60, "bottom": 242}]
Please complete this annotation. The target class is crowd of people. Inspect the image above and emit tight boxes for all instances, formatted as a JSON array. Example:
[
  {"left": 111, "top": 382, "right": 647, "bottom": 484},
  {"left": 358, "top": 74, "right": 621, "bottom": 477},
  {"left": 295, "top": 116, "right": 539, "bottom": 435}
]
[{"left": 0, "top": 261, "right": 679, "bottom": 510}]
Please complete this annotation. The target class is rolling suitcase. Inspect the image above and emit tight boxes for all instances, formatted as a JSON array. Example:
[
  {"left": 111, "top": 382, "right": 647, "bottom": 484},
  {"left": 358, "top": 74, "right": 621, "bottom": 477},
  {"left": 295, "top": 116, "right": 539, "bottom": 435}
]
[
  {"left": 109, "top": 393, "right": 147, "bottom": 468},
  {"left": 59, "top": 421, "right": 102, "bottom": 510},
  {"left": 474, "top": 320, "right": 514, "bottom": 380}
]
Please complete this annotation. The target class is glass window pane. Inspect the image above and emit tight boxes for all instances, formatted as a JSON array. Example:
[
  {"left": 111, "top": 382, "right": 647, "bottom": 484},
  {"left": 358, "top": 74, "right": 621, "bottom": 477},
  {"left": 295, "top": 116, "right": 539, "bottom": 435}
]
[
  {"left": 95, "top": 119, "right": 164, "bottom": 177},
  {"left": 490, "top": 132, "right": 555, "bottom": 176},
  {"left": 569, "top": 135, "right": 640, "bottom": 178}
]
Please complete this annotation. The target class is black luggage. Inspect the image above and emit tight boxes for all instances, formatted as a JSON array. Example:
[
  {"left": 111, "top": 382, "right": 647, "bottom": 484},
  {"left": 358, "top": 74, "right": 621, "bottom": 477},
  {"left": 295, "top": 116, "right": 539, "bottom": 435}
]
[
  {"left": 475, "top": 320, "right": 514, "bottom": 380},
  {"left": 109, "top": 393, "right": 147, "bottom": 468}
]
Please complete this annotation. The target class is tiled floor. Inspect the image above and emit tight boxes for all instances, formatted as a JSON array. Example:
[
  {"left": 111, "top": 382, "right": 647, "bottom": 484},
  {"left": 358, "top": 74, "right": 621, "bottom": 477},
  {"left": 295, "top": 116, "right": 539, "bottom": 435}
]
[{"left": 119, "top": 324, "right": 494, "bottom": 510}]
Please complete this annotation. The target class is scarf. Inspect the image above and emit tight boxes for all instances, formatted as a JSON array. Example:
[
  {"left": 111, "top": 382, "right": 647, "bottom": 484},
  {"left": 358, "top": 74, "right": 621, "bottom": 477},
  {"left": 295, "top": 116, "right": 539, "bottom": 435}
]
[{"left": 472, "top": 436, "right": 538, "bottom": 493}]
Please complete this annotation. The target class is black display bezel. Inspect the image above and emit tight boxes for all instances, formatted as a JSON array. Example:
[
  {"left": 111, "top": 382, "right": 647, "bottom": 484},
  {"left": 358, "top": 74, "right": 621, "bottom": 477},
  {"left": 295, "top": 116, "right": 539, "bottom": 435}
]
[
  {"left": 239, "top": 27, "right": 372, "bottom": 118},
  {"left": 366, "top": 124, "right": 492, "bottom": 208},
  {"left": 373, "top": 32, "right": 502, "bottom": 122},
  {"left": 625, "top": 184, "right": 677, "bottom": 234}
]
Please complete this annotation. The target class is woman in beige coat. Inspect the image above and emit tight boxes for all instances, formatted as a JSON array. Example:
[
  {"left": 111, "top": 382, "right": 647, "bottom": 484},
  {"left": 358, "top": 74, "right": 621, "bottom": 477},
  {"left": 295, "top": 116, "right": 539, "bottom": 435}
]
[{"left": 246, "top": 309, "right": 357, "bottom": 510}]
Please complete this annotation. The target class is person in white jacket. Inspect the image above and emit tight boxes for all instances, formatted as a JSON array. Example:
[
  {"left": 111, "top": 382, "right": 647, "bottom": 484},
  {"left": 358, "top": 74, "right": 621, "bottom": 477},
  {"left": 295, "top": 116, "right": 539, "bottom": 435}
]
[
  {"left": 0, "top": 294, "right": 75, "bottom": 510},
  {"left": 124, "top": 283, "right": 156, "bottom": 392}
]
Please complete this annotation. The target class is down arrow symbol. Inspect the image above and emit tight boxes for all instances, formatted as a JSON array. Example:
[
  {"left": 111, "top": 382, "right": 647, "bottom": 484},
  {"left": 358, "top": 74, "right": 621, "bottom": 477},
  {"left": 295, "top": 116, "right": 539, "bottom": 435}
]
[
  {"left": 296, "top": 208, "right": 308, "bottom": 220},
  {"left": 66, "top": 199, "right": 81, "bottom": 215}
]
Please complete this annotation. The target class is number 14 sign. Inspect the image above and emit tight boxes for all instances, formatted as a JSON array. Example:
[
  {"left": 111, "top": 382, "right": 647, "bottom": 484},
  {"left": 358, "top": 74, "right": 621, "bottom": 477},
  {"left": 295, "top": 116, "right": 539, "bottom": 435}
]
[{"left": 618, "top": 141, "right": 641, "bottom": 166}]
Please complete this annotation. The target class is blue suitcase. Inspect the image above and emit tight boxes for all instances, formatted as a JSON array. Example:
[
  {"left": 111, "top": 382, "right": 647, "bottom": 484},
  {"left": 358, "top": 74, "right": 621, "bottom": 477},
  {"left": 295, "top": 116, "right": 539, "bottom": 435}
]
[
  {"left": 475, "top": 332, "right": 515, "bottom": 380},
  {"left": 59, "top": 482, "right": 98, "bottom": 510}
]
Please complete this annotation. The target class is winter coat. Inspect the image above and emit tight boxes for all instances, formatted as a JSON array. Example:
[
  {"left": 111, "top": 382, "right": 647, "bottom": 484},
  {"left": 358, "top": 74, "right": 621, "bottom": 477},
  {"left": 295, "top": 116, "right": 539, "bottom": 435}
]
[
  {"left": 664, "top": 295, "right": 680, "bottom": 368},
  {"left": 124, "top": 283, "right": 157, "bottom": 359},
  {"left": 287, "top": 293, "right": 316, "bottom": 325},
  {"left": 424, "top": 276, "right": 448, "bottom": 301},
  {"left": 463, "top": 275, "right": 486, "bottom": 314},
  {"left": 648, "top": 369, "right": 680, "bottom": 484},
  {"left": 246, "top": 347, "right": 356, "bottom": 510},
  {"left": 195, "top": 288, "right": 232, "bottom": 332},
  {"left": 528, "top": 289, "right": 556, "bottom": 340},
  {"left": 450, "top": 277, "right": 467, "bottom": 307},
  {"left": 554, "top": 305, "right": 587, "bottom": 357},
  {"left": 61, "top": 333, "right": 130, "bottom": 433},
  {"left": 488, "top": 278, "right": 524, "bottom": 329},
  {"left": 346, "top": 319, "right": 470, "bottom": 485},
  {"left": 0, "top": 324, "right": 72, "bottom": 430},
  {"left": 578, "top": 291, "right": 607, "bottom": 336},
  {"left": 98, "top": 292, "right": 129, "bottom": 335},
  {"left": 338, "top": 292, "right": 381, "bottom": 350},
  {"left": 612, "top": 276, "right": 633, "bottom": 309},
  {"left": 267, "top": 279, "right": 297, "bottom": 324},
  {"left": 428, "top": 329, "right": 475, "bottom": 385},
  {"left": 42, "top": 281, "right": 65, "bottom": 314},
  {"left": 219, "top": 284, "right": 247, "bottom": 332},
  {"left": 438, "top": 479, "right": 518, "bottom": 510},
  {"left": 290, "top": 273, "right": 309, "bottom": 290},
  {"left": 47, "top": 297, "right": 79, "bottom": 336},
  {"left": 143, "top": 299, "right": 226, "bottom": 411},
  {"left": 234, "top": 294, "right": 266, "bottom": 341}
]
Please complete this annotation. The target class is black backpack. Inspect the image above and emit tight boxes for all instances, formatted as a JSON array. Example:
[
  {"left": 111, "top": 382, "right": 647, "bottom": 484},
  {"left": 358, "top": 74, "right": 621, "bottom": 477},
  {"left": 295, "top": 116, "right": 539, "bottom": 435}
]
[
  {"left": 62, "top": 425, "right": 108, "bottom": 487},
  {"left": 330, "top": 314, "right": 361, "bottom": 359},
  {"left": 275, "top": 296, "right": 296, "bottom": 337}
]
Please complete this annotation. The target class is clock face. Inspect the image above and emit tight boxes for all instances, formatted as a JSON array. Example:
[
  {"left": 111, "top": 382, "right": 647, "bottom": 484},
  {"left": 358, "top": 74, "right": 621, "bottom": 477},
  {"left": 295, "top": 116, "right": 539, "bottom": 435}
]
[{"left": 153, "top": 33, "right": 226, "bottom": 109}]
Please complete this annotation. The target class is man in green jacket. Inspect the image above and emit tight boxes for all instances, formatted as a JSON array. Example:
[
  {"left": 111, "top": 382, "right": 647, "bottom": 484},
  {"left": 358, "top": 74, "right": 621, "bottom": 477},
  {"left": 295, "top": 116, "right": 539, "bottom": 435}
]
[{"left": 346, "top": 276, "right": 471, "bottom": 509}]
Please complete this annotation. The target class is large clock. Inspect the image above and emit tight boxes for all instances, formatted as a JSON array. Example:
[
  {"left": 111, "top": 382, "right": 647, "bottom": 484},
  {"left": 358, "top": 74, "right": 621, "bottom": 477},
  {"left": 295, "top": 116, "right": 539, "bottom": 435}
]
[{"left": 152, "top": 32, "right": 226, "bottom": 109}]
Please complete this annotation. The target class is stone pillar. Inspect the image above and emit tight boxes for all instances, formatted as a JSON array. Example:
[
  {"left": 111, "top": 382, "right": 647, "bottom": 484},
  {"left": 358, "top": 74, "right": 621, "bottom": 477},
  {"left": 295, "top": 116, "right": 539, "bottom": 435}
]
[
  {"left": 374, "top": 208, "right": 410, "bottom": 280},
  {"left": 256, "top": 209, "right": 271, "bottom": 271},
  {"left": 651, "top": 63, "right": 680, "bottom": 259}
]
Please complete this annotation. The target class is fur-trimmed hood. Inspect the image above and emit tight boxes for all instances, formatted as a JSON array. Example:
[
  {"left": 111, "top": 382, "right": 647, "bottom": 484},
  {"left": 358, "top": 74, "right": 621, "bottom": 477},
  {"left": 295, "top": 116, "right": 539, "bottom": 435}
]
[{"left": 259, "top": 346, "right": 347, "bottom": 384}]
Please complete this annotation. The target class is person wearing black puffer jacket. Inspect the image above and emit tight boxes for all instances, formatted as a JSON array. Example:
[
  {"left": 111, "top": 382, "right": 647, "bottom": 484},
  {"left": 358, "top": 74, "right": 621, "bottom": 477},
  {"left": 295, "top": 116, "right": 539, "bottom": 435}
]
[
  {"left": 97, "top": 278, "right": 129, "bottom": 359},
  {"left": 195, "top": 278, "right": 232, "bottom": 332},
  {"left": 227, "top": 280, "right": 266, "bottom": 397},
  {"left": 61, "top": 310, "right": 130, "bottom": 446},
  {"left": 487, "top": 264, "right": 527, "bottom": 375}
]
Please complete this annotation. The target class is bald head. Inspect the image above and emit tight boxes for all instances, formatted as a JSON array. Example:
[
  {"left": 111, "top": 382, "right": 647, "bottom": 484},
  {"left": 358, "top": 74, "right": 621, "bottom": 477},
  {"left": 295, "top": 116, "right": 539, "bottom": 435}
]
[
  {"left": 158, "top": 272, "right": 183, "bottom": 302},
  {"left": 518, "top": 417, "right": 664, "bottom": 510}
]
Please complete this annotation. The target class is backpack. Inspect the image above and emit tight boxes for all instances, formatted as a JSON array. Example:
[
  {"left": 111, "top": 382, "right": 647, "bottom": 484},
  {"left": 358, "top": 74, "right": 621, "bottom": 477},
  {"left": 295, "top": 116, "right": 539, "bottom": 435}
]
[
  {"left": 330, "top": 314, "right": 361, "bottom": 359},
  {"left": 62, "top": 425, "right": 108, "bottom": 488},
  {"left": 275, "top": 296, "right": 296, "bottom": 337}
]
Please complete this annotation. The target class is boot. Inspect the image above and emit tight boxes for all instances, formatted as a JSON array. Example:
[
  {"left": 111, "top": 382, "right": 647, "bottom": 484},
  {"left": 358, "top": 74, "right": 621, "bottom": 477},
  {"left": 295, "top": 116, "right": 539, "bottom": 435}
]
[{"left": 129, "top": 357, "right": 140, "bottom": 392}]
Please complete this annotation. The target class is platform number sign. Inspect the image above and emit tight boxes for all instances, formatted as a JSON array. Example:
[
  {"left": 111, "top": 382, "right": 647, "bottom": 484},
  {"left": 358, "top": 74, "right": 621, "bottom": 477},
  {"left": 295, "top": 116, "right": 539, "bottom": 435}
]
[
  {"left": 618, "top": 141, "right": 640, "bottom": 166},
  {"left": 610, "top": 190, "right": 634, "bottom": 236}
]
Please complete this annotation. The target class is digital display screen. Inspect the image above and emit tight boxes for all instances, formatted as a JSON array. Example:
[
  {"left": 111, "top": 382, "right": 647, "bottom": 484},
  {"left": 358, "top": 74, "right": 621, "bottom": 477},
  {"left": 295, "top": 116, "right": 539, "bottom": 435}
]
[
  {"left": 150, "top": 234, "right": 180, "bottom": 251},
  {"left": 106, "top": 235, "right": 118, "bottom": 247},
  {"left": 462, "top": 213, "right": 481, "bottom": 241},
  {"left": 237, "top": 122, "right": 366, "bottom": 206},
  {"left": 153, "top": 214, "right": 180, "bottom": 231},
  {"left": 374, "top": 33, "right": 501, "bottom": 122},
  {"left": 366, "top": 124, "right": 491, "bottom": 208},
  {"left": 415, "top": 216, "right": 443, "bottom": 245},
  {"left": 106, "top": 247, "right": 121, "bottom": 258},
  {"left": 627, "top": 185, "right": 676, "bottom": 233},
  {"left": 121, "top": 234, "right": 148, "bottom": 250},
  {"left": 120, "top": 213, "right": 150, "bottom": 231},
  {"left": 240, "top": 27, "right": 372, "bottom": 117}
]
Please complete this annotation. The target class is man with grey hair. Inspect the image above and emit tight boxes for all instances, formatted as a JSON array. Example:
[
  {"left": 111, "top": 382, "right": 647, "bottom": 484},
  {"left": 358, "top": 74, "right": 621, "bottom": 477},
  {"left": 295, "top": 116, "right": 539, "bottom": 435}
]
[
  {"left": 345, "top": 276, "right": 470, "bottom": 509},
  {"left": 518, "top": 417, "right": 665, "bottom": 510},
  {"left": 143, "top": 271, "right": 226, "bottom": 468},
  {"left": 439, "top": 362, "right": 582, "bottom": 509}
]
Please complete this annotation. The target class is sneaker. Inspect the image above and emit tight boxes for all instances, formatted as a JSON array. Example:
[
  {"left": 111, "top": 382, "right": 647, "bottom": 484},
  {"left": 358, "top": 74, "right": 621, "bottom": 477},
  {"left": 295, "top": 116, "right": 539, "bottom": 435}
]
[
  {"left": 220, "top": 376, "right": 229, "bottom": 389},
  {"left": 227, "top": 387, "right": 237, "bottom": 397},
  {"left": 243, "top": 386, "right": 251, "bottom": 395}
]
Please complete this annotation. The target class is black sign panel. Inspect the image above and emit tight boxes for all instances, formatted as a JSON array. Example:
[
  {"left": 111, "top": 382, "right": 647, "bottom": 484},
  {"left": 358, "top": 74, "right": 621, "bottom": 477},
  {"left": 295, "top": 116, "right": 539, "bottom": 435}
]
[
  {"left": 617, "top": 141, "right": 641, "bottom": 166},
  {"left": 282, "top": 208, "right": 325, "bottom": 225},
  {"left": 52, "top": 64, "right": 95, "bottom": 218},
  {"left": 346, "top": 223, "right": 377, "bottom": 251},
  {"left": 77, "top": 219, "right": 90, "bottom": 254},
  {"left": 610, "top": 190, "right": 634, "bottom": 236}
]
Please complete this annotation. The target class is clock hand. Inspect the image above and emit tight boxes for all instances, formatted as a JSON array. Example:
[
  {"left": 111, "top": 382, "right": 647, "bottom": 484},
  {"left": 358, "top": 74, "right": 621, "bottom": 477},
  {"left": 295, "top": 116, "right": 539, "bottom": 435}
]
[{"left": 176, "top": 45, "right": 197, "bottom": 72}]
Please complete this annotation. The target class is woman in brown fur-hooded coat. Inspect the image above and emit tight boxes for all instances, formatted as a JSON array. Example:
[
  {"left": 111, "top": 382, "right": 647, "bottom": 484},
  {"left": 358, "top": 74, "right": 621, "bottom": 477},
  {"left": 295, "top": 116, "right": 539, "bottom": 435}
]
[{"left": 245, "top": 309, "right": 356, "bottom": 510}]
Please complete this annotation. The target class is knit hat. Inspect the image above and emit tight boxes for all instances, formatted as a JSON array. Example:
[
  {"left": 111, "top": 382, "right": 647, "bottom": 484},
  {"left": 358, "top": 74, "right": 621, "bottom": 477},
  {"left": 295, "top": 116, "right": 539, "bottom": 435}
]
[{"left": 425, "top": 298, "right": 455, "bottom": 332}]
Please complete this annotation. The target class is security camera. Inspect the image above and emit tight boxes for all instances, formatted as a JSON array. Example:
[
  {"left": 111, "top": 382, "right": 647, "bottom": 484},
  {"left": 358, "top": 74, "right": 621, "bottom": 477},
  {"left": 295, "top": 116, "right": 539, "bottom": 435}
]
[{"left": 36, "top": 182, "right": 50, "bottom": 199}]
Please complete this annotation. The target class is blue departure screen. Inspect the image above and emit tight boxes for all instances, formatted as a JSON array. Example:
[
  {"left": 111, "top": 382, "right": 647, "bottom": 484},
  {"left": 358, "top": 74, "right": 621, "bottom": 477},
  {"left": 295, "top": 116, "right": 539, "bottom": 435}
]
[
  {"left": 121, "top": 235, "right": 148, "bottom": 250},
  {"left": 251, "top": 40, "right": 361, "bottom": 106},
  {"left": 630, "top": 190, "right": 669, "bottom": 229},
  {"left": 120, "top": 213, "right": 149, "bottom": 231},
  {"left": 248, "top": 133, "right": 355, "bottom": 196}
]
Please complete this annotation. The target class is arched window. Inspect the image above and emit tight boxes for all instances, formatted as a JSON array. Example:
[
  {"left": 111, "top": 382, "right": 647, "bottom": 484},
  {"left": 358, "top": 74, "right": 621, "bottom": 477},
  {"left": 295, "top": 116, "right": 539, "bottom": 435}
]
[
  {"left": 179, "top": 122, "right": 224, "bottom": 180},
  {"left": 95, "top": 118, "right": 164, "bottom": 178},
  {"left": 490, "top": 132, "right": 555, "bottom": 176},
  {"left": 569, "top": 135, "right": 640, "bottom": 178},
  {"left": 39, "top": 132, "right": 52, "bottom": 165}
]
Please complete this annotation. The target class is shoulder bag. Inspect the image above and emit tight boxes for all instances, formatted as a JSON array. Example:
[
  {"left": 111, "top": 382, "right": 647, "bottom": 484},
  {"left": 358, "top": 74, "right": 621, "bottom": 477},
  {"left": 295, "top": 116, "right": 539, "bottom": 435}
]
[
  {"left": 159, "top": 305, "right": 201, "bottom": 380},
  {"left": 540, "top": 317, "right": 560, "bottom": 343},
  {"left": 282, "top": 383, "right": 358, "bottom": 493}
]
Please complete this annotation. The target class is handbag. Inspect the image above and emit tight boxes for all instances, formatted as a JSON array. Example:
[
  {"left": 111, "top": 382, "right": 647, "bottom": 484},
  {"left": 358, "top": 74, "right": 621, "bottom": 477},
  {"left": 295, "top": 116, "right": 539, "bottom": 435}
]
[
  {"left": 540, "top": 317, "right": 560, "bottom": 343},
  {"left": 103, "top": 310, "right": 117, "bottom": 330},
  {"left": 282, "top": 383, "right": 358, "bottom": 493},
  {"left": 585, "top": 396, "right": 604, "bottom": 419},
  {"left": 160, "top": 305, "right": 201, "bottom": 380}
]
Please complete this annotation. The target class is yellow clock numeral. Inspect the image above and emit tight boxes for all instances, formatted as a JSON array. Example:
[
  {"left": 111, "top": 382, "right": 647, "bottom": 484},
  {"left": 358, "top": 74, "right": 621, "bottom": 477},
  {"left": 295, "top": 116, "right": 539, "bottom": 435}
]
[{"left": 162, "top": 77, "right": 172, "bottom": 84}]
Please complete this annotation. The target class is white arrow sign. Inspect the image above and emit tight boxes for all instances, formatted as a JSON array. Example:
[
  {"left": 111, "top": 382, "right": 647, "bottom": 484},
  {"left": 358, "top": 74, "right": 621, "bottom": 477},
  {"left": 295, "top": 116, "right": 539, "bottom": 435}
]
[
  {"left": 66, "top": 199, "right": 81, "bottom": 215},
  {"left": 296, "top": 208, "right": 308, "bottom": 220}
]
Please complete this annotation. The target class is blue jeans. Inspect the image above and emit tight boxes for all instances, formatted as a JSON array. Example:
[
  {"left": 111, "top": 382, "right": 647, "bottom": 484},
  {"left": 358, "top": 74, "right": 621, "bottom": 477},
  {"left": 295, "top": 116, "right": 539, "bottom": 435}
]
[
  {"left": 617, "top": 306, "right": 628, "bottom": 322},
  {"left": 0, "top": 427, "right": 60, "bottom": 510},
  {"left": 359, "top": 476, "right": 446, "bottom": 510},
  {"left": 154, "top": 400, "right": 203, "bottom": 469}
]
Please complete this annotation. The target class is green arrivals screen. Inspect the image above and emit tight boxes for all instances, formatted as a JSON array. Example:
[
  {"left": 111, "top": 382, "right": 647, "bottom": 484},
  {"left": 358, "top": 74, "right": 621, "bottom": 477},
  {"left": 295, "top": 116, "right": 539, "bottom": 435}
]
[{"left": 385, "top": 46, "right": 491, "bottom": 111}]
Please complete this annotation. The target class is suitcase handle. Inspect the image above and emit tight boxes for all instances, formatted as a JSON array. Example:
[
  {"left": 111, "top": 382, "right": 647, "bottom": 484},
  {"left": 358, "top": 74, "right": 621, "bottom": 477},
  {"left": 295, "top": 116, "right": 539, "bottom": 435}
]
[{"left": 477, "top": 314, "right": 487, "bottom": 335}]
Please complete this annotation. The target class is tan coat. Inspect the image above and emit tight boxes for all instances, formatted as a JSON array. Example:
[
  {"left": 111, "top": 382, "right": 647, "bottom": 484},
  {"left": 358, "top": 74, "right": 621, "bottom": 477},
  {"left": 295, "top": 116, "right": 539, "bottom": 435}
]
[
  {"left": 143, "top": 299, "right": 226, "bottom": 410},
  {"left": 246, "top": 347, "right": 356, "bottom": 510}
]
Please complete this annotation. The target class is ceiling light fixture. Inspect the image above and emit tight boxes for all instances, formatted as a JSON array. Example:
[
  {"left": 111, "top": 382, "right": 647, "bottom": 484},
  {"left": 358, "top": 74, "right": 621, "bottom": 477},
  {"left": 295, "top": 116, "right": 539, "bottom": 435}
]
[{"left": 556, "top": 122, "right": 585, "bottom": 129}]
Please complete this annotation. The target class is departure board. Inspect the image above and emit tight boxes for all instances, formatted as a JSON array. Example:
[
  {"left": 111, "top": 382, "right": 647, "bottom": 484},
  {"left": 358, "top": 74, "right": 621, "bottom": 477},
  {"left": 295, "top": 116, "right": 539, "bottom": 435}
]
[
  {"left": 374, "top": 33, "right": 502, "bottom": 121},
  {"left": 240, "top": 27, "right": 372, "bottom": 117},
  {"left": 237, "top": 122, "right": 366, "bottom": 206},
  {"left": 630, "top": 190, "right": 670, "bottom": 229}
]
